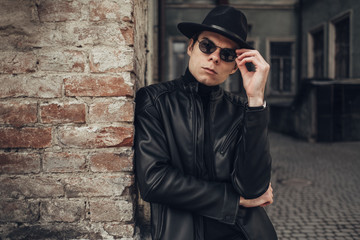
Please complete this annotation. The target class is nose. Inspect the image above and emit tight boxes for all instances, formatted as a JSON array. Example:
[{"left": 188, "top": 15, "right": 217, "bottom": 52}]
[{"left": 208, "top": 48, "right": 220, "bottom": 64}]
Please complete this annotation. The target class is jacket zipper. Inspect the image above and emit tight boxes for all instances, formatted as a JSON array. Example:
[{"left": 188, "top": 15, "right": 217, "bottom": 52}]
[
  {"left": 219, "top": 119, "right": 243, "bottom": 154},
  {"left": 191, "top": 87, "right": 205, "bottom": 240},
  {"left": 191, "top": 92, "right": 199, "bottom": 177}
]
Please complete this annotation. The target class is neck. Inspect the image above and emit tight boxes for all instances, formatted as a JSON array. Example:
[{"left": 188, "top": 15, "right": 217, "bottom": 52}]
[{"left": 184, "top": 68, "right": 219, "bottom": 95}]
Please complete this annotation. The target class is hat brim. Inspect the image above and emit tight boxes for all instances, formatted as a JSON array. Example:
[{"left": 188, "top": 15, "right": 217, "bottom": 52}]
[{"left": 178, "top": 22, "right": 254, "bottom": 50}]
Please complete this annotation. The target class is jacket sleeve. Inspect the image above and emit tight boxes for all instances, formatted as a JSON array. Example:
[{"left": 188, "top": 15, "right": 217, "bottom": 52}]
[
  {"left": 231, "top": 107, "right": 272, "bottom": 199},
  {"left": 134, "top": 87, "right": 240, "bottom": 224}
]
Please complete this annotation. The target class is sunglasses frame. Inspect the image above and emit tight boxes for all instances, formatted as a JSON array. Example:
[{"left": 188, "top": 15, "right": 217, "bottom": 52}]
[{"left": 197, "top": 38, "right": 237, "bottom": 62}]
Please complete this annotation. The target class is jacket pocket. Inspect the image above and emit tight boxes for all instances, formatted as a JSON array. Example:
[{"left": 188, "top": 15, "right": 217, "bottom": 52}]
[{"left": 219, "top": 120, "right": 243, "bottom": 154}]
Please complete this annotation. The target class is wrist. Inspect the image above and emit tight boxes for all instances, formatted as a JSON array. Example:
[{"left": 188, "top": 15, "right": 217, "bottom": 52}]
[
  {"left": 247, "top": 97, "right": 264, "bottom": 107},
  {"left": 247, "top": 101, "right": 266, "bottom": 111}
]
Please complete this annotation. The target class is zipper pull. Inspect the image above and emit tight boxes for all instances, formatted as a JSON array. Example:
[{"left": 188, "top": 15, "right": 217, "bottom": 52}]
[{"left": 190, "top": 82, "right": 199, "bottom": 94}]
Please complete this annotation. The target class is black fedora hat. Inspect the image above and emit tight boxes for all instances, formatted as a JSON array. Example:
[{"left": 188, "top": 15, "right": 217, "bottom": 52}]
[{"left": 177, "top": 6, "right": 253, "bottom": 49}]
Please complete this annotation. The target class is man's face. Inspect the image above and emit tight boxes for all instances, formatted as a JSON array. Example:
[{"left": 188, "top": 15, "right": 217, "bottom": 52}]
[{"left": 187, "top": 31, "right": 238, "bottom": 86}]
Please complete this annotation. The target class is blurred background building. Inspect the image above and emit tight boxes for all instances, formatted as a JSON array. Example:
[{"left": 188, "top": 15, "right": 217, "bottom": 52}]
[{"left": 145, "top": 0, "right": 360, "bottom": 142}]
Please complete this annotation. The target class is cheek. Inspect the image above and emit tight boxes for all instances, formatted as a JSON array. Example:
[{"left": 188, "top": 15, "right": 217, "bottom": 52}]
[{"left": 222, "top": 64, "right": 237, "bottom": 75}]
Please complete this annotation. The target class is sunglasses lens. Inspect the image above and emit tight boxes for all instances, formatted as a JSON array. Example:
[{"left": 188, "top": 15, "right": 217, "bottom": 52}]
[
  {"left": 220, "top": 49, "right": 236, "bottom": 62},
  {"left": 199, "top": 39, "right": 216, "bottom": 54},
  {"left": 198, "top": 39, "right": 236, "bottom": 62}
]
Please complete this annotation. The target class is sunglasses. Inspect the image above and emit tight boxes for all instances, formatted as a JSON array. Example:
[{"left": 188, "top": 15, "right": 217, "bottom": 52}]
[{"left": 197, "top": 38, "right": 237, "bottom": 62}]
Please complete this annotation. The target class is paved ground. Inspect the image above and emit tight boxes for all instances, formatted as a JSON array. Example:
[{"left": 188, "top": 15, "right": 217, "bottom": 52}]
[{"left": 266, "top": 131, "right": 360, "bottom": 240}]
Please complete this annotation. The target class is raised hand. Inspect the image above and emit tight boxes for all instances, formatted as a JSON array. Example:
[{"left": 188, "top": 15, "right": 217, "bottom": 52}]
[{"left": 235, "top": 49, "right": 270, "bottom": 107}]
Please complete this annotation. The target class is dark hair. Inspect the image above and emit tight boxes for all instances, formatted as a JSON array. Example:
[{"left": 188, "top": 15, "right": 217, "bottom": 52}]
[{"left": 190, "top": 32, "right": 201, "bottom": 48}]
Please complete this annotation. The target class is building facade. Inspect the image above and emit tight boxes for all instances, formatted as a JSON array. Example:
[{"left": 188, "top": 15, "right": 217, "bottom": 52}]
[{"left": 159, "top": 0, "right": 360, "bottom": 142}]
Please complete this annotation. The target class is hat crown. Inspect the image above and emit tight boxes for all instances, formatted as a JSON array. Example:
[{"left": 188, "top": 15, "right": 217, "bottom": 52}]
[
  {"left": 177, "top": 6, "right": 253, "bottom": 49},
  {"left": 202, "top": 6, "right": 248, "bottom": 42}
]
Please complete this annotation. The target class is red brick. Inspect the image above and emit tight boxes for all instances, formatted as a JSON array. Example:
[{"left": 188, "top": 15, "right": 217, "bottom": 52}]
[
  {"left": 64, "top": 75, "right": 133, "bottom": 97},
  {"left": 0, "top": 52, "right": 37, "bottom": 74},
  {"left": 58, "top": 125, "right": 133, "bottom": 148},
  {"left": 38, "top": 50, "right": 85, "bottom": 72},
  {"left": 0, "top": 127, "right": 52, "bottom": 149},
  {"left": 41, "top": 200, "right": 84, "bottom": 222},
  {"left": 89, "top": 0, "right": 133, "bottom": 22},
  {"left": 0, "top": 152, "right": 41, "bottom": 174},
  {"left": 90, "top": 152, "right": 133, "bottom": 172},
  {"left": 121, "top": 27, "right": 134, "bottom": 46},
  {"left": 89, "top": 99, "right": 134, "bottom": 123},
  {"left": 40, "top": 102, "right": 86, "bottom": 124},
  {"left": 73, "top": 23, "right": 128, "bottom": 47},
  {"left": 37, "top": 0, "right": 82, "bottom": 22},
  {"left": 89, "top": 46, "right": 134, "bottom": 73},
  {"left": 104, "top": 223, "right": 135, "bottom": 238},
  {"left": 63, "top": 174, "right": 133, "bottom": 198},
  {"left": 0, "top": 176, "right": 64, "bottom": 198},
  {"left": 0, "top": 200, "right": 39, "bottom": 223},
  {"left": 90, "top": 200, "right": 133, "bottom": 222},
  {"left": 0, "top": 101, "right": 37, "bottom": 127},
  {"left": 20, "top": 22, "right": 128, "bottom": 49},
  {"left": 0, "top": 75, "right": 63, "bottom": 98},
  {"left": 43, "top": 152, "right": 87, "bottom": 173},
  {"left": 10, "top": 23, "right": 91, "bottom": 50}
]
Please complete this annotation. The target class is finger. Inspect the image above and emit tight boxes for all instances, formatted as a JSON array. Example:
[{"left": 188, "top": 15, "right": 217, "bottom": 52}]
[
  {"left": 236, "top": 52, "right": 257, "bottom": 63},
  {"left": 236, "top": 48, "right": 255, "bottom": 54},
  {"left": 237, "top": 53, "right": 269, "bottom": 72},
  {"left": 236, "top": 60, "right": 255, "bottom": 74},
  {"left": 237, "top": 57, "right": 261, "bottom": 74},
  {"left": 236, "top": 50, "right": 264, "bottom": 61},
  {"left": 238, "top": 56, "right": 256, "bottom": 65},
  {"left": 260, "top": 201, "right": 272, "bottom": 207}
]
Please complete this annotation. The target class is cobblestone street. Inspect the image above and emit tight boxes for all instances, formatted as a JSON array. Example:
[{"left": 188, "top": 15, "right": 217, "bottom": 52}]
[{"left": 266, "top": 131, "right": 360, "bottom": 240}]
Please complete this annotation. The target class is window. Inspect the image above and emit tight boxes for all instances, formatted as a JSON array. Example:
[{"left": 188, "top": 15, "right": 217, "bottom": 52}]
[
  {"left": 334, "top": 17, "right": 350, "bottom": 78},
  {"left": 269, "top": 42, "right": 294, "bottom": 94},
  {"left": 169, "top": 38, "right": 189, "bottom": 80},
  {"left": 311, "top": 29, "right": 325, "bottom": 78},
  {"left": 329, "top": 13, "right": 351, "bottom": 79}
]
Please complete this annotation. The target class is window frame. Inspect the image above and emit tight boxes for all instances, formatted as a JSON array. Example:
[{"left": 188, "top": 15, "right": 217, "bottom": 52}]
[
  {"left": 328, "top": 10, "right": 352, "bottom": 79},
  {"left": 266, "top": 37, "right": 296, "bottom": 96},
  {"left": 308, "top": 24, "right": 326, "bottom": 79}
]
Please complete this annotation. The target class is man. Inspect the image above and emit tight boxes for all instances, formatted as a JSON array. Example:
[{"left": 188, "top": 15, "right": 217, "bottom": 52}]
[{"left": 134, "top": 6, "right": 277, "bottom": 240}]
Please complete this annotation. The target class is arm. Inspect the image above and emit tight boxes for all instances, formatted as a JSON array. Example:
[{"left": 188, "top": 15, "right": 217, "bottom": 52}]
[
  {"left": 134, "top": 87, "right": 239, "bottom": 224},
  {"left": 230, "top": 49, "right": 272, "bottom": 199}
]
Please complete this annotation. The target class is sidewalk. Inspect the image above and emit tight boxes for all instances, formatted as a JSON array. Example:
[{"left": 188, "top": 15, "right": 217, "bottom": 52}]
[{"left": 266, "top": 131, "right": 360, "bottom": 240}]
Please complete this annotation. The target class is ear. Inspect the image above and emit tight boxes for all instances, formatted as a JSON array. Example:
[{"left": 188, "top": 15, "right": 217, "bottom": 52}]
[
  {"left": 230, "top": 63, "right": 238, "bottom": 75},
  {"left": 187, "top": 39, "right": 194, "bottom": 56}
]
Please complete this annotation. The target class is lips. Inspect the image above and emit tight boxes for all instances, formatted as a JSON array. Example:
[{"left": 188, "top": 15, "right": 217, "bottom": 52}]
[{"left": 203, "top": 67, "right": 217, "bottom": 74}]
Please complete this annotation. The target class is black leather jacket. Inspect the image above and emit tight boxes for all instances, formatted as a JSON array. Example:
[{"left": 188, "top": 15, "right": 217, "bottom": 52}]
[{"left": 134, "top": 71, "right": 273, "bottom": 240}]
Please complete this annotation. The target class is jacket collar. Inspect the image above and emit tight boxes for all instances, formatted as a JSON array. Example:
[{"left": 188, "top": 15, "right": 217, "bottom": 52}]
[{"left": 181, "top": 68, "right": 223, "bottom": 100}]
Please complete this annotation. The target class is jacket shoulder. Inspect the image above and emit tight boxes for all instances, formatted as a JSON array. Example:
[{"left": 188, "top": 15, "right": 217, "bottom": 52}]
[
  {"left": 140, "top": 79, "right": 179, "bottom": 99},
  {"left": 135, "top": 78, "right": 181, "bottom": 113}
]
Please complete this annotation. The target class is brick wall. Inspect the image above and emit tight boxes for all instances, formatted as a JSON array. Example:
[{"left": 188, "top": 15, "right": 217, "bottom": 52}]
[{"left": 0, "top": 0, "right": 146, "bottom": 239}]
